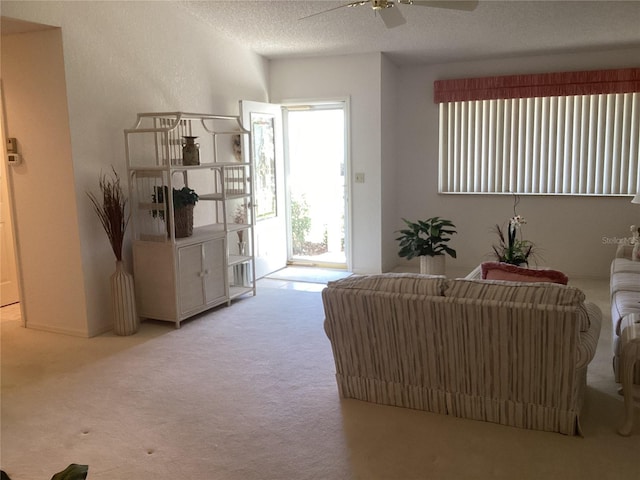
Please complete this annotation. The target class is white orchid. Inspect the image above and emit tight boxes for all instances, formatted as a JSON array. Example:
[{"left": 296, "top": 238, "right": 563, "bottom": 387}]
[
  {"left": 509, "top": 215, "right": 527, "bottom": 229},
  {"left": 493, "top": 195, "right": 536, "bottom": 266}
]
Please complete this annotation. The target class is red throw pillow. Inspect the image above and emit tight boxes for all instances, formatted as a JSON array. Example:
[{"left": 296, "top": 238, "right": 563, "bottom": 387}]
[{"left": 481, "top": 262, "right": 569, "bottom": 285}]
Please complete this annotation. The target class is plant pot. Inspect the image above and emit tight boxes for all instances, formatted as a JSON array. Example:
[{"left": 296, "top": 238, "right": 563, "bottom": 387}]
[
  {"left": 173, "top": 205, "right": 194, "bottom": 238},
  {"left": 110, "top": 261, "right": 139, "bottom": 335},
  {"left": 420, "top": 255, "right": 446, "bottom": 276}
]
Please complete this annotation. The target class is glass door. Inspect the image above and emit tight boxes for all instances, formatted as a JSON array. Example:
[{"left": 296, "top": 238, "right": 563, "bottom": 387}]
[{"left": 240, "top": 100, "right": 287, "bottom": 279}]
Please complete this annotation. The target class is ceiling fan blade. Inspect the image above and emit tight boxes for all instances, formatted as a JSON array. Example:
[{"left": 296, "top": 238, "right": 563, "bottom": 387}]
[
  {"left": 300, "top": 1, "right": 369, "bottom": 21},
  {"left": 379, "top": 5, "right": 406, "bottom": 28},
  {"left": 404, "top": 1, "right": 479, "bottom": 11}
]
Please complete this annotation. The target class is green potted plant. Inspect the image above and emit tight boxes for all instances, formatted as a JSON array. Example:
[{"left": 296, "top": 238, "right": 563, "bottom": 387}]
[
  {"left": 492, "top": 216, "right": 534, "bottom": 266},
  {"left": 153, "top": 186, "right": 199, "bottom": 238},
  {"left": 172, "top": 186, "right": 199, "bottom": 210},
  {"left": 491, "top": 194, "right": 537, "bottom": 266},
  {"left": 396, "top": 217, "right": 457, "bottom": 275}
]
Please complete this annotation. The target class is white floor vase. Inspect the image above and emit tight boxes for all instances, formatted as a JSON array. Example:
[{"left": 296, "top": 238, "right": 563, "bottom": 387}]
[
  {"left": 420, "top": 255, "right": 446, "bottom": 276},
  {"left": 110, "top": 261, "right": 139, "bottom": 335}
]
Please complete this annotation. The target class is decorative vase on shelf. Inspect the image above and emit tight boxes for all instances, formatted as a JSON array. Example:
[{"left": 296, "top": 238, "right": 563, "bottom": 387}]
[
  {"left": 110, "top": 261, "right": 139, "bottom": 336},
  {"left": 420, "top": 255, "right": 446, "bottom": 276},
  {"left": 182, "top": 136, "right": 200, "bottom": 166},
  {"left": 233, "top": 241, "right": 249, "bottom": 287}
]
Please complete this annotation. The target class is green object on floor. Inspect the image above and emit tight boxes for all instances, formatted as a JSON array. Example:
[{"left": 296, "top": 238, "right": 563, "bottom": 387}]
[
  {"left": 0, "top": 464, "right": 88, "bottom": 480},
  {"left": 51, "top": 464, "right": 88, "bottom": 480}
]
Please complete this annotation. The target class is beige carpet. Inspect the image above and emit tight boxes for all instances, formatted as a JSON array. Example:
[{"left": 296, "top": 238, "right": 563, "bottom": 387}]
[{"left": 1, "top": 278, "right": 638, "bottom": 480}]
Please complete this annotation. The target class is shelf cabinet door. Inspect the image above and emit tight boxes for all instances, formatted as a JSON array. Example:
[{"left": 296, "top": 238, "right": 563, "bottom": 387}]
[
  {"left": 202, "top": 237, "right": 226, "bottom": 304},
  {"left": 133, "top": 241, "right": 179, "bottom": 321},
  {"left": 178, "top": 238, "right": 226, "bottom": 316}
]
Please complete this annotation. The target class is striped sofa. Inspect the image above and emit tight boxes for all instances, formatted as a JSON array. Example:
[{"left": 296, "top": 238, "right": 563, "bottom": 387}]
[
  {"left": 611, "top": 244, "right": 640, "bottom": 383},
  {"left": 322, "top": 273, "right": 602, "bottom": 435}
]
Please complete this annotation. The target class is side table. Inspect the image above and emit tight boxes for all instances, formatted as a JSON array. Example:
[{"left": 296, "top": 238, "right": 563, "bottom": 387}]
[{"left": 618, "top": 313, "right": 640, "bottom": 436}]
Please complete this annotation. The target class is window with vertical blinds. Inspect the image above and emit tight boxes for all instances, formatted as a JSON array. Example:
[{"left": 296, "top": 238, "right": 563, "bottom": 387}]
[{"left": 435, "top": 69, "right": 640, "bottom": 195}]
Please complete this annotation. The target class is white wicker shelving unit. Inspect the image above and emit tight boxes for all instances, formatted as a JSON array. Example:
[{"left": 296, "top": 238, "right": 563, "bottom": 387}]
[{"left": 125, "top": 111, "right": 256, "bottom": 328}]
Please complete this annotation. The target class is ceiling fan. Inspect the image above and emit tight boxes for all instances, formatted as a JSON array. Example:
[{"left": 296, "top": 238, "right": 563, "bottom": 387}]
[{"left": 302, "top": 0, "right": 479, "bottom": 29}]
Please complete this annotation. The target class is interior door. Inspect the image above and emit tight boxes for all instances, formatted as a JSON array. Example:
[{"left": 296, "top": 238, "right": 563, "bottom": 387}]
[
  {"left": 240, "top": 100, "right": 287, "bottom": 279},
  {"left": 0, "top": 91, "right": 20, "bottom": 307}
]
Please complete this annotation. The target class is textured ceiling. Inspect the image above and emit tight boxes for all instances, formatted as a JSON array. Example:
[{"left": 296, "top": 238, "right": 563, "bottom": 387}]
[{"left": 181, "top": 0, "right": 640, "bottom": 65}]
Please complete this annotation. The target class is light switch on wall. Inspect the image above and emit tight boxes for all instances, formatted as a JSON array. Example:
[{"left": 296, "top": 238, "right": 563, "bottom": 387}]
[
  {"left": 355, "top": 172, "right": 365, "bottom": 183},
  {"left": 6, "top": 137, "right": 17, "bottom": 153}
]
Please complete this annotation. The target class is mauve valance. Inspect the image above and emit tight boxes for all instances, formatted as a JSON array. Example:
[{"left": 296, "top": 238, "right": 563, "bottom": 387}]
[{"left": 433, "top": 68, "right": 640, "bottom": 103}]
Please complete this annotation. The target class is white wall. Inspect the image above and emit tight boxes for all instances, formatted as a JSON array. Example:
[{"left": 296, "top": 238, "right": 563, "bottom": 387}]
[
  {"left": 2, "top": 1, "right": 268, "bottom": 336},
  {"left": 270, "top": 53, "right": 384, "bottom": 274},
  {"left": 380, "top": 55, "right": 399, "bottom": 273},
  {"left": 395, "top": 47, "right": 640, "bottom": 278},
  {"left": 2, "top": 28, "right": 89, "bottom": 336}
]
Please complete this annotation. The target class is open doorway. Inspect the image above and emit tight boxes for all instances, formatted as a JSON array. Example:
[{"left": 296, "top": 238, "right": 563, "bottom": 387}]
[
  {"left": 1, "top": 96, "right": 20, "bottom": 309},
  {"left": 283, "top": 101, "right": 349, "bottom": 270}
]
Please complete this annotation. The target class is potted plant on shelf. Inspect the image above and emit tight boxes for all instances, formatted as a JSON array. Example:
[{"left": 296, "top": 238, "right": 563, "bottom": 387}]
[
  {"left": 152, "top": 186, "right": 199, "bottom": 238},
  {"left": 396, "top": 217, "right": 457, "bottom": 275},
  {"left": 87, "top": 168, "right": 139, "bottom": 336}
]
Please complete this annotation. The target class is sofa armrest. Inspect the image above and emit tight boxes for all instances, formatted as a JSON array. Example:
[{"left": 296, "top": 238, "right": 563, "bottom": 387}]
[
  {"left": 616, "top": 244, "right": 634, "bottom": 259},
  {"left": 576, "top": 302, "right": 603, "bottom": 369}
]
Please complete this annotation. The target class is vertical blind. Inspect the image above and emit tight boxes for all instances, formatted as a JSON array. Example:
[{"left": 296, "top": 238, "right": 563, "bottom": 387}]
[
  {"left": 438, "top": 93, "right": 639, "bottom": 194},
  {"left": 435, "top": 69, "right": 640, "bottom": 195}
]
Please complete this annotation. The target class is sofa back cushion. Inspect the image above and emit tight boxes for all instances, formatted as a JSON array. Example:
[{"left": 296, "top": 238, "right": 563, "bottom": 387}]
[
  {"left": 445, "top": 278, "right": 584, "bottom": 305},
  {"left": 445, "top": 278, "right": 589, "bottom": 331},
  {"left": 326, "top": 273, "right": 446, "bottom": 297}
]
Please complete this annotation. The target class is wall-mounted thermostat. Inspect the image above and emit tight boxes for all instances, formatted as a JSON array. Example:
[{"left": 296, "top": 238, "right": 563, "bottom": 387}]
[{"left": 7, "top": 153, "right": 22, "bottom": 165}]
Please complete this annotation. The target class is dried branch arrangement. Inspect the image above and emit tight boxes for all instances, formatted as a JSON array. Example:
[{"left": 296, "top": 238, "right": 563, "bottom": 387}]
[{"left": 87, "top": 167, "right": 129, "bottom": 261}]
